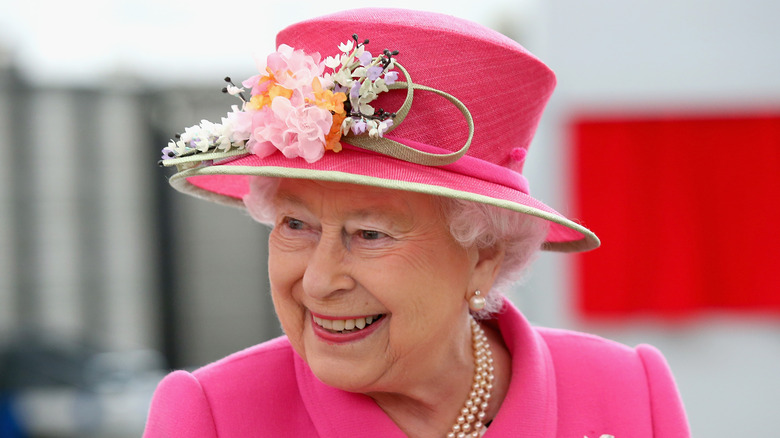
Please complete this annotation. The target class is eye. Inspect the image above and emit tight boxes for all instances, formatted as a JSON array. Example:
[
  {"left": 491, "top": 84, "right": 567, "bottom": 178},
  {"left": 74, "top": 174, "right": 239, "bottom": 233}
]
[
  {"left": 283, "top": 217, "right": 305, "bottom": 230},
  {"left": 359, "top": 229, "right": 387, "bottom": 240}
]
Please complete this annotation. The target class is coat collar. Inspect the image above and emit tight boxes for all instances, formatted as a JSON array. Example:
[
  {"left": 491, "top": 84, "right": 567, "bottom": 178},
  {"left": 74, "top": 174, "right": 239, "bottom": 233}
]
[
  {"left": 293, "top": 298, "right": 557, "bottom": 437},
  {"left": 487, "top": 298, "right": 558, "bottom": 437}
]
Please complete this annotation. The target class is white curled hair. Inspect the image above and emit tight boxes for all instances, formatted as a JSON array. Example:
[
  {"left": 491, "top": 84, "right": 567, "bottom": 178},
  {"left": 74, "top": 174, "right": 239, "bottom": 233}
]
[
  {"left": 243, "top": 176, "right": 549, "bottom": 318},
  {"left": 437, "top": 197, "right": 549, "bottom": 318}
]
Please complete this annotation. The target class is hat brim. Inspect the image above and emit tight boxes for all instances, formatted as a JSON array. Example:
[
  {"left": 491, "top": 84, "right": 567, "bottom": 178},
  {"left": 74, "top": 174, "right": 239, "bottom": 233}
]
[{"left": 167, "top": 146, "right": 600, "bottom": 253}]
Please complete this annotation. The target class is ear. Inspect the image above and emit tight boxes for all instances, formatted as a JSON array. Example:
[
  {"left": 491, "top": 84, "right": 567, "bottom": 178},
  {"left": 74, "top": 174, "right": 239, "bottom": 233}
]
[{"left": 467, "top": 242, "right": 505, "bottom": 296}]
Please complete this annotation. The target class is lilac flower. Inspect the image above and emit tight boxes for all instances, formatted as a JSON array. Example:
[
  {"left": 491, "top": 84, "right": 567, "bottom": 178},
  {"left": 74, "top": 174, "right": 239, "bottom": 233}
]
[
  {"left": 359, "top": 51, "right": 373, "bottom": 66},
  {"left": 333, "top": 83, "right": 349, "bottom": 94},
  {"left": 384, "top": 71, "right": 399, "bottom": 85},
  {"left": 350, "top": 82, "right": 361, "bottom": 98},
  {"left": 161, "top": 145, "right": 176, "bottom": 160},
  {"left": 381, "top": 119, "right": 394, "bottom": 132},
  {"left": 351, "top": 119, "right": 367, "bottom": 135},
  {"left": 367, "top": 66, "right": 384, "bottom": 81}
]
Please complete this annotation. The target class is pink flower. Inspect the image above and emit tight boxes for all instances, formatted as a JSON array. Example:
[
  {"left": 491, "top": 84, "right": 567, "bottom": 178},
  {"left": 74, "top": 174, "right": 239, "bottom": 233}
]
[
  {"left": 246, "top": 108, "right": 285, "bottom": 158},
  {"left": 242, "top": 74, "right": 265, "bottom": 96},
  {"left": 243, "top": 45, "right": 327, "bottom": 98},
  {"left": 266, "top": 44, "right": 324, "bottom": 94},
  {"left": 247, "top": 94, "right": 332, "bottom": 163}
]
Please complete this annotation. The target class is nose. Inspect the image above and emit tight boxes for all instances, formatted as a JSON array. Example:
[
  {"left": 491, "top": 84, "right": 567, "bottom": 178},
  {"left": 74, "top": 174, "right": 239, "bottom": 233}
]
[{"left": 302, "top": 229, "right": 356, "bottom": 299}]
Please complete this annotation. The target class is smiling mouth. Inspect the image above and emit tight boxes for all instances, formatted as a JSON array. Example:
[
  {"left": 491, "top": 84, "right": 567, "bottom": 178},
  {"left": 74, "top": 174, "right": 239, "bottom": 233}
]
[{"left": 312, "top": 314, "right": 385, "bottom": 334}]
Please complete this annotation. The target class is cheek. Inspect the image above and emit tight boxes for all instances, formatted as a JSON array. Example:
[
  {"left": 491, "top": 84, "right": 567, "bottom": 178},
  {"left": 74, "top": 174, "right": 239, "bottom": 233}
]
[
  {"left": 387, "top": 241, "right": 472, "bottom": 291},
  {"left": 268, "top": 232, "right": 309, "bottom": 292},
  {"left": 376, "top": 248, "right": 470, "bottom": 321},
  {"left": 268, "top": 243, "right": 308, "bottom": 341}
]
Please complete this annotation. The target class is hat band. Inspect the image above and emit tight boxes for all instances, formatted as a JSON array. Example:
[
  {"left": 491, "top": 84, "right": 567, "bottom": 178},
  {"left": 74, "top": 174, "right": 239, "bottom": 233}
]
[{"left": 340, "top": 138, "right": 530, "bottom": 195}]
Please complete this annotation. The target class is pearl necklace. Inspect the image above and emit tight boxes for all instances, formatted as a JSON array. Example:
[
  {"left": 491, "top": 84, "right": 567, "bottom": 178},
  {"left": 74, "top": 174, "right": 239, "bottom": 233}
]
[{"left": 447, "top": 317, "right": 494, "bottom": 438}]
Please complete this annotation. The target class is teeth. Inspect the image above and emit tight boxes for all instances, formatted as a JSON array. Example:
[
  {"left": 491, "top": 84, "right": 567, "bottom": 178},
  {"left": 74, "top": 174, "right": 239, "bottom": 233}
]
[{"left": 313, "top": 315, "right": 381, "bottom": 333}]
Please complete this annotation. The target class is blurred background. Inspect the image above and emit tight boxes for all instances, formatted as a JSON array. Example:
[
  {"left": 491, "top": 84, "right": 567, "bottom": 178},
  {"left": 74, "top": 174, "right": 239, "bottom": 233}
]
[{"left": 1, "top": 0, "right": 778, "bottom": 436}]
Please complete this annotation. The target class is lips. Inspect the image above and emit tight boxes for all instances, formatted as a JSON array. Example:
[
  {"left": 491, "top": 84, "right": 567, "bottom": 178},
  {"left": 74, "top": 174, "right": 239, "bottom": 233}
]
[{"left": 312, "top": 314, "right": 384, "bottom": 334}]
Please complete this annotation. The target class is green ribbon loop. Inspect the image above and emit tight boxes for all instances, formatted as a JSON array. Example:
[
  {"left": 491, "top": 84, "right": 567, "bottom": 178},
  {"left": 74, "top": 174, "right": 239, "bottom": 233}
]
[{"left": 344, "top": 62, "right": 475, "bottom": 167}]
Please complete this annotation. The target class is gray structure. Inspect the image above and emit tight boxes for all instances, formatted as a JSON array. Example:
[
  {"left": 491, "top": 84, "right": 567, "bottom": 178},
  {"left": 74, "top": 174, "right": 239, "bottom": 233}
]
[{"left": 0, "top": 61, "right": 280, "bottom": 437}]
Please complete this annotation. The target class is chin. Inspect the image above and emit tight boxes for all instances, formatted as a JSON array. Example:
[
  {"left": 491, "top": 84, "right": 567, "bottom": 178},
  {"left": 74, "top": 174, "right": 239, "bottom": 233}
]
[{"left": 307, "top": 355, "right": 380, "bottom": 393}]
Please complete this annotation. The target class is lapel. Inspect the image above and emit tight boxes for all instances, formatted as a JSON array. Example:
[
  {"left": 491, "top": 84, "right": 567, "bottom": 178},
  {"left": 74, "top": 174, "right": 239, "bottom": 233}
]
[{"left": 485, "top": 299, "right": 558, "bottom": 437}]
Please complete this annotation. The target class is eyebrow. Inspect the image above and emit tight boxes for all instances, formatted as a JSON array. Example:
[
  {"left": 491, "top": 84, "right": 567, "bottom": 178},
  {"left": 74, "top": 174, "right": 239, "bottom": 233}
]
[
  {"left": 272, "top": 192, "right": 306, "bottom": 209},
  {"left": 273, "top": 191, "right": 414, "bottom": 228}
]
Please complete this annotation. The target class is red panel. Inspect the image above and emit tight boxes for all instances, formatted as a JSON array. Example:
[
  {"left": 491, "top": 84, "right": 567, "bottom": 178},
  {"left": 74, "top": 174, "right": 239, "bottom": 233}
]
[{"left": 572, "top": 112, "right": 780, "bottom": 317}]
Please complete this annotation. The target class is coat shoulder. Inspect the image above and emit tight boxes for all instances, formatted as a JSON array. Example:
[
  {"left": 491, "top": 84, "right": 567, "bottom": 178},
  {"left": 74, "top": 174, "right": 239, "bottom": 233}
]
[
  {"left": 535, "top": 327, "right": 690, "bottom": 437},
  {"left": 145, "top": 336, "right": 318, "bottom": 437}
]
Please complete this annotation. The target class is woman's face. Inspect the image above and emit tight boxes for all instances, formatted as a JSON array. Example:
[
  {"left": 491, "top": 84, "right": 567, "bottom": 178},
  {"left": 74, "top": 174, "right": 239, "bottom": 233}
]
[{"left": 267, "top": 179, "right": 491, "bottom": 393}]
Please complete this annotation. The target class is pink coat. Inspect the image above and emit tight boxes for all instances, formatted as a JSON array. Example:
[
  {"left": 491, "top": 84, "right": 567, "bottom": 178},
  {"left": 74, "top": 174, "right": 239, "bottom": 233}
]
[{"left": 144, "top": 301, "right": 690, "bottom": 437}]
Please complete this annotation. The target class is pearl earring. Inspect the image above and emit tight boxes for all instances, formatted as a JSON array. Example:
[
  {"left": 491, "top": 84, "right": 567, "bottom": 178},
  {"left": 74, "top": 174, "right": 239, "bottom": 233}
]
[{"left": 469, "top": 290, "right": 486, "bottom": 311}]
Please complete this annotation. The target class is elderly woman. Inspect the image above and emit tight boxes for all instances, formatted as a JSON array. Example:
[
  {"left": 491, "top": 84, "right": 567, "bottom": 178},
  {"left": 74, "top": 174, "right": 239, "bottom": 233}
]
[{"left": 145, "top": 8, "right": 689, "bottom": 438}]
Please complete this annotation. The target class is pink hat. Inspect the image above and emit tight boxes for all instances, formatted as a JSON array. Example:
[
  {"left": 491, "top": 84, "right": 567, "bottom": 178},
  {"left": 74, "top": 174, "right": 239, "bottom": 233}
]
[{"left": 161, "top": 8, "right": 599, "bottom": 252}]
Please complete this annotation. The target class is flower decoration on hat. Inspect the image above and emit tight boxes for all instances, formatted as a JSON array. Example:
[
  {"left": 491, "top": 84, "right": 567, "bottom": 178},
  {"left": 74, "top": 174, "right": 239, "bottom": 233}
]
[{"left": 161, "top": 34, "right": 400, "bottom": 165}]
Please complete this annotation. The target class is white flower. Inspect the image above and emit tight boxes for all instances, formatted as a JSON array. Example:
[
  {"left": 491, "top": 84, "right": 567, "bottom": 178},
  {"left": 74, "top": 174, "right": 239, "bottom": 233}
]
[
  {"left": 181, "top": 125, "right": 199, "bottom": 143},
  {"left": 367, "top": 120, "right": 380, "bottom": 138},
  {"left": 372, "top": 78, "right": 389, "bottom": 93},
  {"left": 341, "top": 54, "right": 353, "bottom": 68},
  {"left": 359, "top": 103, "right": 374, "bottom": 116},
  {"left": 352, "top": 46, "right": 365, "bottom": 62},
  {"left": 352, "top": 66, "right": 367, "bottom": 78},
  {"left": 360, "top": 91, "right": 377, "bottom": 105},
  {"left": 195, "top": 137, "right": 210, "bottom": 152},
  {"left": 359, "top": 79, "right": 372, "bottom": 95},
  {"left": 338, "top": 40, "right": 354, "bottom": 53},
  {"left": 331, "top": 70, "right": 352, "bottom": 88},
  {"left": 366, "top": 119, "right": 393, "bottom": 138},
  {"left": 225, "top": 85, "right": 244, "bottom": 96},
  {"left": 200, "top": 120, "right": 220, "bottom": 137},
  {"left": 374, "top": 119, "right": 393, "bottom": 137},
  {"left": 216, "top": 135, "right": 232, "bottom": 152},
  {"left": 324, "top": 55, "right": 341, "bottom": 70},
  {"left": 340, "top": 117, "right": 354, "bottom": 136}
]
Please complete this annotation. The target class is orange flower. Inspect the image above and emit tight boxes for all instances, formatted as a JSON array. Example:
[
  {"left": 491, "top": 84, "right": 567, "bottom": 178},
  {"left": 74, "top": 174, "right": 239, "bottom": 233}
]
[
  {"left": 310, "top": 77, "right": 347, "bottom": 114},
  {"left": 325, "top": 112, "right": 346, "bottom": 152},
  {"left": 248, "top": 83, "right": 294, "bottom": 110},
  {"left": 246, "top": 67, "right": 296, "bottom": 110}
]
